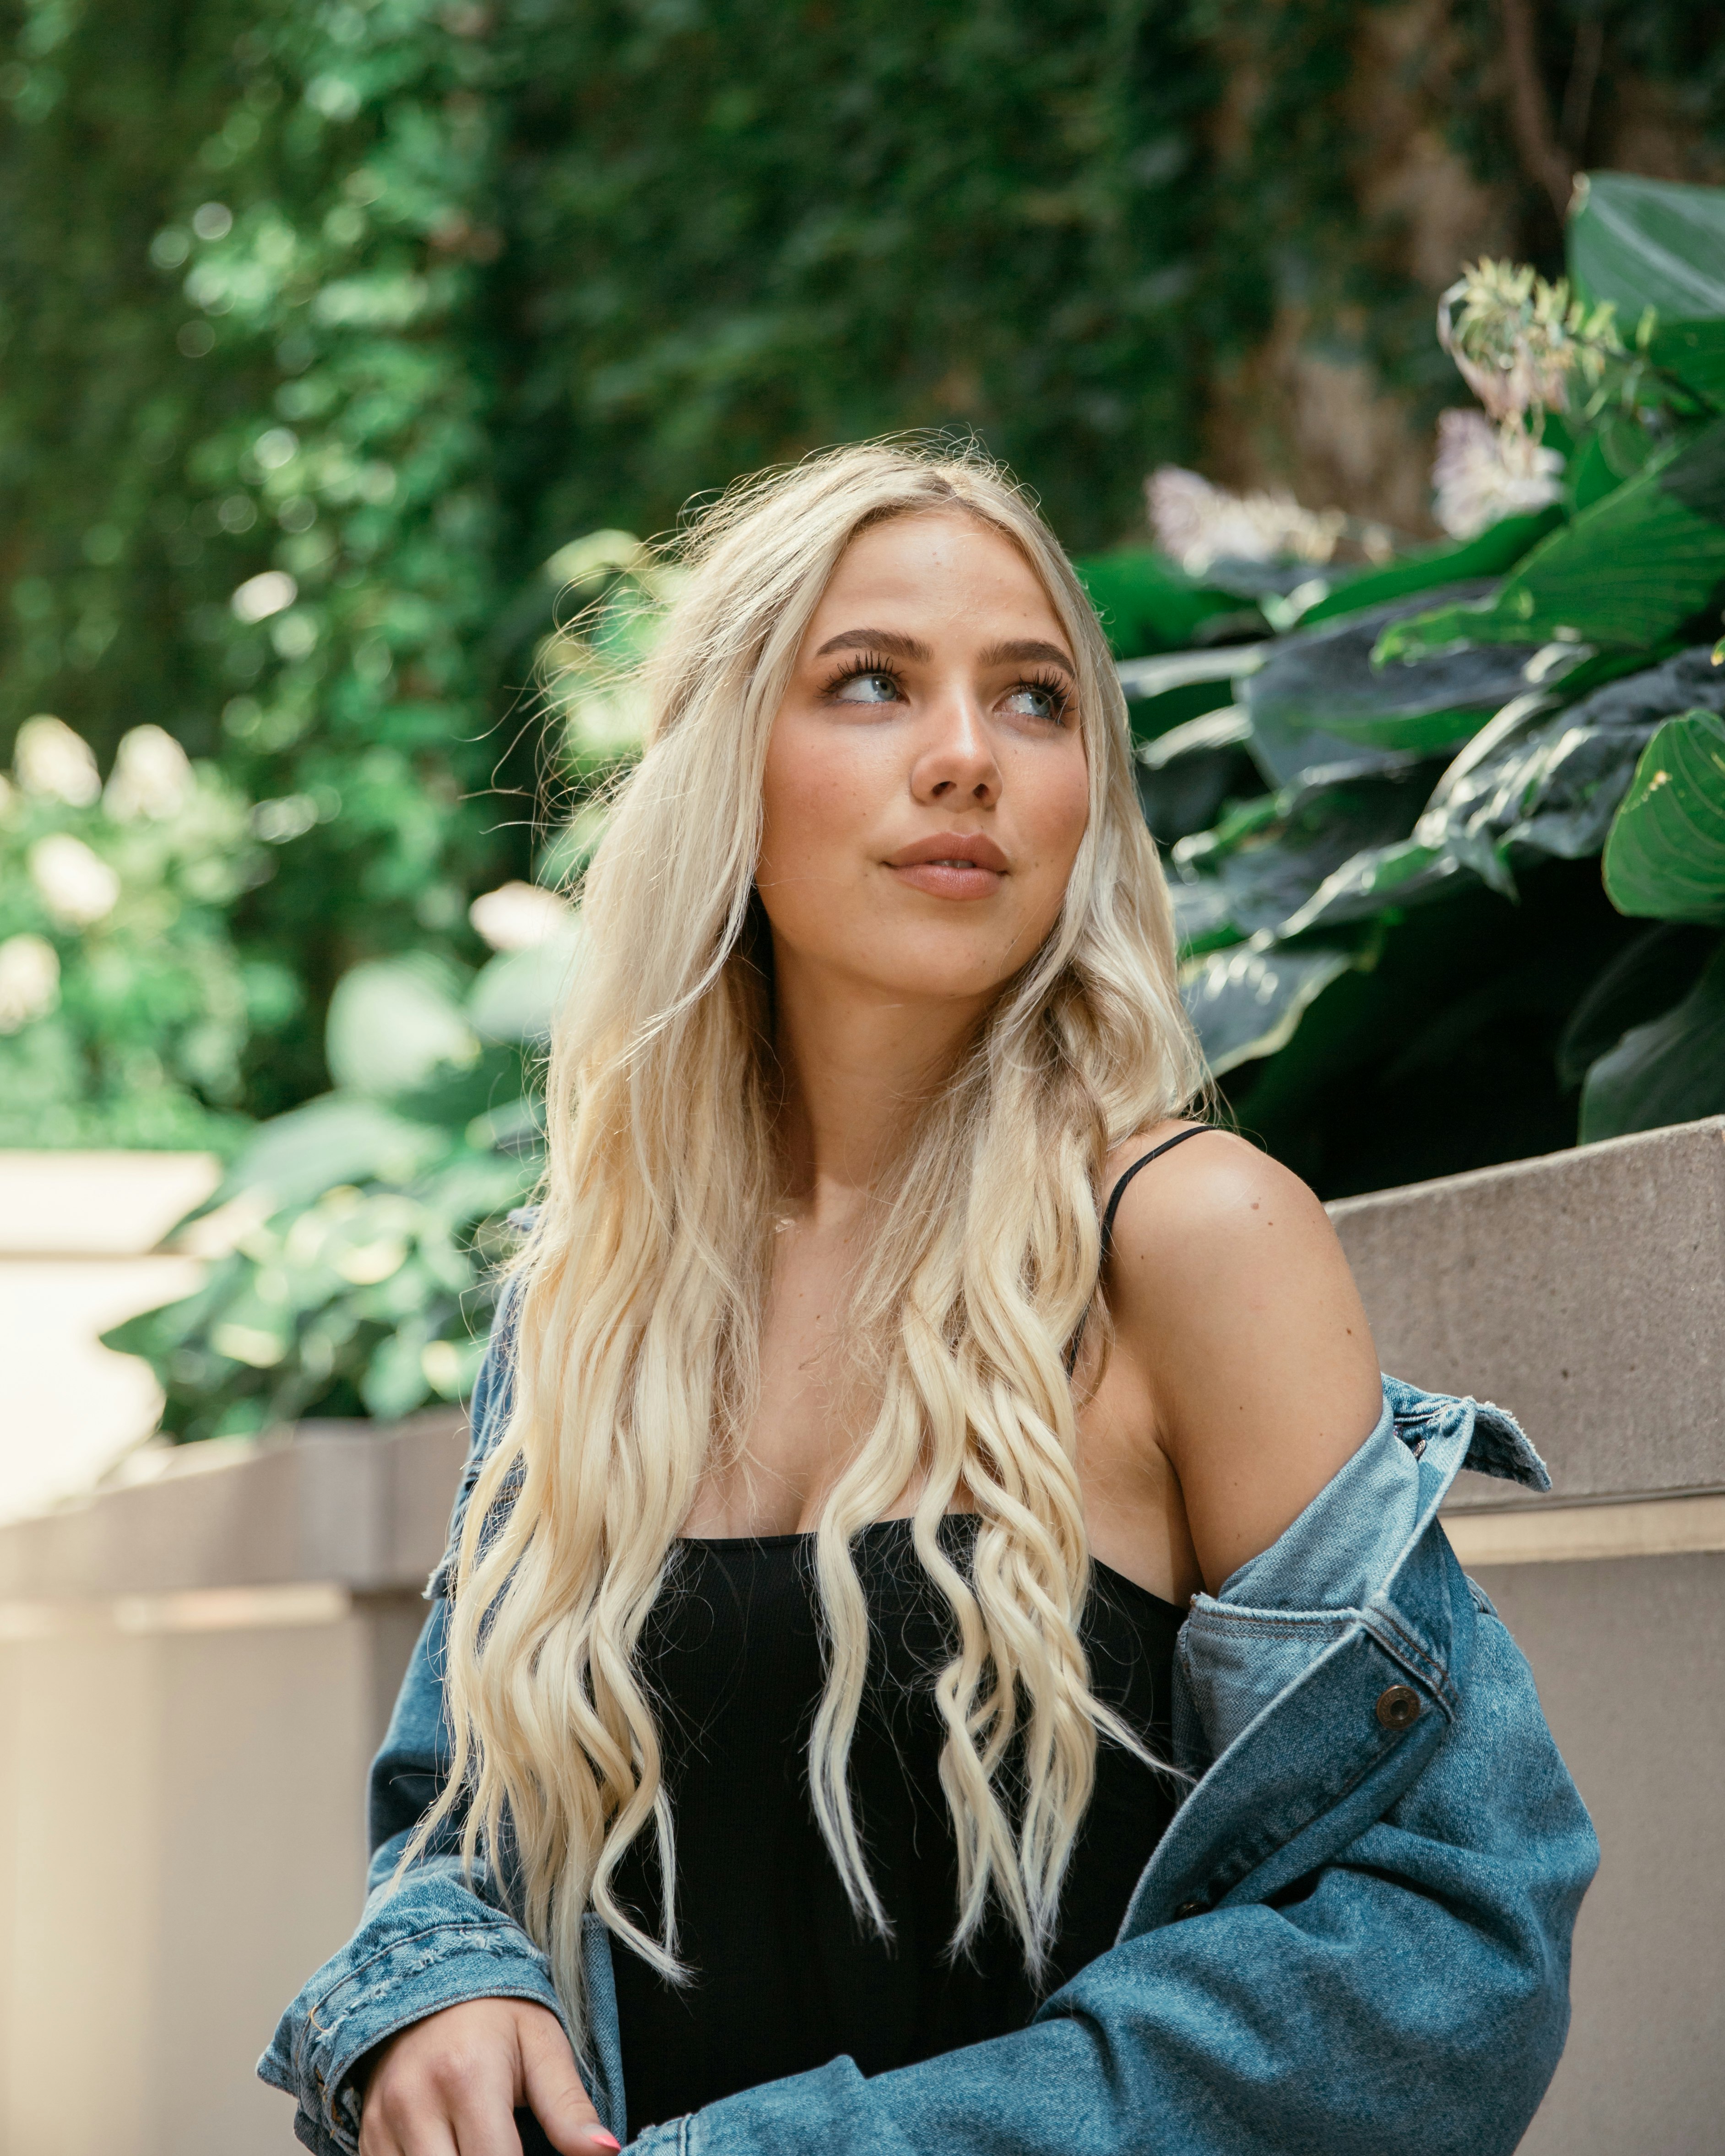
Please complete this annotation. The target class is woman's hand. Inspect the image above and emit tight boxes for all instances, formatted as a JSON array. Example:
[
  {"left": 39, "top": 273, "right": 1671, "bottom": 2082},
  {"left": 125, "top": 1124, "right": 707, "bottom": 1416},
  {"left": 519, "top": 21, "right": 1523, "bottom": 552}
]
[{"left": 358, "top": 1997, "right": 619, "bottom": 2156}]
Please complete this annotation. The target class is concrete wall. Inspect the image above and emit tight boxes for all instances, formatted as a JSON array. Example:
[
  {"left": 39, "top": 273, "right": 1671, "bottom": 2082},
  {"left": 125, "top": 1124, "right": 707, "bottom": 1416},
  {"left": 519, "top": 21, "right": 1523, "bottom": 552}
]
[
  {"left": 0, "top": 1121, "right": 1720, "bottom": 2153},
  {"left": 0, "top": 1413, "right": 464, "bottom": 2156},
  {"left": 1332, "top": 1118, "right": 1725, "bottom": 2156}
]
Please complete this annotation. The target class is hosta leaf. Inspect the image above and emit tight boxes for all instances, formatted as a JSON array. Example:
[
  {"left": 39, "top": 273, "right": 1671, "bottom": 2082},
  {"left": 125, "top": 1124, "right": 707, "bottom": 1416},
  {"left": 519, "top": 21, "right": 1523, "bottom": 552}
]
[
  {"left": 1375, "top": 419, "right": 1725, "bottom": 659},
  {"left": 1290, "top": 509, "right": 1564, "bottom": 629},
  {"left": 1275, "top": 840, "right": 1464, "bottom": 940},
  {"left": 1172, "top": 765, "right": 1439, "bottom": 945},
  {"left": 1579, "top": 941, "right": 1725, "bottom": 1141},
  {"left": 1245, "top": 591, "right": 1560, "bottom": 784},
  {"left": 1418, "top": 645, "right": 1725, "bottom": 893},
  {"left": 1568, "top": 171, "right": 1725, "bottom": 320},
  {"left": 1601, "top": 708, "right": 1725, "bottom": 923},
  {"left": 1074, "top": 547, "right": 1258, "bottom": 659},
  {"left": 1182, "top": 943, "right": 1355, "bottom": 1076},
  {"left": 1135, "top": 705, "right": 1260, "bottom": 849},
  {"left": 1649, "top": 320, "right": 1725, "bottom": 412},
  {"left": 1557, "top": 924, "right": 1719, "bottom": 1090}
]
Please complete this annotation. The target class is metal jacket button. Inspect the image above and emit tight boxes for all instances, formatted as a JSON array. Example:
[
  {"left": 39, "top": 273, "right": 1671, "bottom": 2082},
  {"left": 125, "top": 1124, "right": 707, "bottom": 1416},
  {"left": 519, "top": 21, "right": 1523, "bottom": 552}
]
[
  {"left": 1173, "top": 1898, "right": 1206, "bottom": 1920},
  {"left": 1376, "top": 1684, "right": 1422, "bottom": 1730}
]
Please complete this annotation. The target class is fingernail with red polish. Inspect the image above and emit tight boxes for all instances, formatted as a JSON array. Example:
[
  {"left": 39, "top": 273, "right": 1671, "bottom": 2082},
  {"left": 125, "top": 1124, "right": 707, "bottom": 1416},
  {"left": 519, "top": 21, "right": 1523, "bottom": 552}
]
[{"left": 588, "top": 2135, "right": 621, "bottom": 2153}]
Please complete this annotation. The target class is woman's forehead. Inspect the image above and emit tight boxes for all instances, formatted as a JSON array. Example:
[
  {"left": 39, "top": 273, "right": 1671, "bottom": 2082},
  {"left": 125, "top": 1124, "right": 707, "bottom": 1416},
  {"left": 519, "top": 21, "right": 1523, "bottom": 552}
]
[{"left": 808, "top": 510, "right": 1072, "bottom": 651}]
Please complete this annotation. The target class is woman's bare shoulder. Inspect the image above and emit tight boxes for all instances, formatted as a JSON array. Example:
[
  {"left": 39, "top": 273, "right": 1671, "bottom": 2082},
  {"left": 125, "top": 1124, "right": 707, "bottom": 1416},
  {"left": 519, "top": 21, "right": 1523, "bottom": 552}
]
[
  {"left": 1101, "top": 1121, "right": 1344, "bottom": 1280},
  {"left": 1100, "top": 1121, "right": 1383, "bottom": 1591}
]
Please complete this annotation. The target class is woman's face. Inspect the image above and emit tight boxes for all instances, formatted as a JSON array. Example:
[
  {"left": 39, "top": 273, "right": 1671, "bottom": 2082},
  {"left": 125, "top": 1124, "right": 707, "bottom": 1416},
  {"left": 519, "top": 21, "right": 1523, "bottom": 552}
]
[{"left": 757, "top": 511, "right": 1091, "bottom": 1013}]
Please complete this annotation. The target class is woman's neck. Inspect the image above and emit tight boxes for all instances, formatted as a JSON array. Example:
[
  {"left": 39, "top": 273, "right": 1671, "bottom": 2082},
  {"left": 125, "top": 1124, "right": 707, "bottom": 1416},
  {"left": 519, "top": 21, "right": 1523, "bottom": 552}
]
[{"left": 770, "top": 949, "right": 989, "bottom": 1225}]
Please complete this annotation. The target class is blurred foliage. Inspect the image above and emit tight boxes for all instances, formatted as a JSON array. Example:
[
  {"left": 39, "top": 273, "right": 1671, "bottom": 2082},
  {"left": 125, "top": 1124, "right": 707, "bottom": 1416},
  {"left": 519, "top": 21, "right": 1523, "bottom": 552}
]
[
  {"left": 104, "top": 934, "right": 580, "bottom": 1439},
  {"left": 0, "top": 0, "right": 519, "bottom": 1117},
  {"left": 0, "top": 0, "right": 1720, "bottom": 1433},
  {"left": 104, "top": 589, "right": 611, "bottom": 1441},
  {"left": 0, "top": 715, "right": 274, "bottom": 1147},
  {"left": 5, "top": 0, "right": 1724, "bottom": 1124}
]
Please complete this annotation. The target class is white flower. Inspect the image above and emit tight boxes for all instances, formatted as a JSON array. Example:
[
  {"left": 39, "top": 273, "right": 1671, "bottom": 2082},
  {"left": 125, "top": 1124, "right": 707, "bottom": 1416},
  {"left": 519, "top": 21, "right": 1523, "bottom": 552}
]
[
  {"left": 29, "top": 833, "right": 121, "bottom": 926},
  {"left": 469, "top": 880, "right": 574, "bottom": 952},
  {"left": 14, "top": 715, "right": 100, "bottom": 805},
  {"left": 104, "top": 724, "right": 195, "bottom": 821},
  {"left": 1147, "top": 466, "right": 1347, "bottom": 575},
  {"left": 231, "top": 570, "right": 298, "bottom": 623},
  {"left": 0, "top": 933, "right": 60, "bottom": 1032},
  {"left": 1431, "top": 409, "right": 1565, "bottom": 542}
]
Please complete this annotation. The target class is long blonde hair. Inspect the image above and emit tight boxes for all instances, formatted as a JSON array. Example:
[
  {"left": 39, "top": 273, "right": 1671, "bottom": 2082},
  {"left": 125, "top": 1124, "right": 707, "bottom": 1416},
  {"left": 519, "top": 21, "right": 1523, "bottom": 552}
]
[{"left": 412, "top": 439, "right": 1204, "bottom": 2047}]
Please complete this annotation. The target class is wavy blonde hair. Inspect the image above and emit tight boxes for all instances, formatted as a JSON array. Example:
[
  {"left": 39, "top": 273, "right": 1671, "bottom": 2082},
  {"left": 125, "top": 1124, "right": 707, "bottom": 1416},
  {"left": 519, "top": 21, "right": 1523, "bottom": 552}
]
[{"left": 411, "top": 439, "right": 1204, "bottom": 2048}]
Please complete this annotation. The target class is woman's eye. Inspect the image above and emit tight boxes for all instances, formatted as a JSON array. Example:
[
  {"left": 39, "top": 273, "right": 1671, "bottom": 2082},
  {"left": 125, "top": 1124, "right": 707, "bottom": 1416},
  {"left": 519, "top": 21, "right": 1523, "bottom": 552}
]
[
  {"left": 1002, "top": 683, "right": 1067, "bottom": 723},
  {"left": 831, "top": 670, "right": 901, "bottom": 705}
]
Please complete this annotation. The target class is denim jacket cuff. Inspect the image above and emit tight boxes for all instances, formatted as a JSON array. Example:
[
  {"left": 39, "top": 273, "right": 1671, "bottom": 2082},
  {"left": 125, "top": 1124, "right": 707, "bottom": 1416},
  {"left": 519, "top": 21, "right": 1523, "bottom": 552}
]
[{"left": 258, "top": 1879, "right": 566, "bottom": 2156}]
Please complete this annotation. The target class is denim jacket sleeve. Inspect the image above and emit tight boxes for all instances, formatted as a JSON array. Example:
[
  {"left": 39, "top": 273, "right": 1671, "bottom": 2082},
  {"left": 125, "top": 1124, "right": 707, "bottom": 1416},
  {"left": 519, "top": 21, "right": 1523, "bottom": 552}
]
[
  {"left": 255, "top": 1293, "right": 627, "bottom": 2156},
  {"left": 627, "top": 1383, "right": 1598, "bottom": 2156}
]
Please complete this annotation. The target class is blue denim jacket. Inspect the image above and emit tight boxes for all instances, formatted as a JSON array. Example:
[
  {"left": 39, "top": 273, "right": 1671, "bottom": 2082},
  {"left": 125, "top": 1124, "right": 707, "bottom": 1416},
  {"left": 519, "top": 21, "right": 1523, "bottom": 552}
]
[{"left": 261, "top": 1319, "right": 1598, "bottom": 2156}]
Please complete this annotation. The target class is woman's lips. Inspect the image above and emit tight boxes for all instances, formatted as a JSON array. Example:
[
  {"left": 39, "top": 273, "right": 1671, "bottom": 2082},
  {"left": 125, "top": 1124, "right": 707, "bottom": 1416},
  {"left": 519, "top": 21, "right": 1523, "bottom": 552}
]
[
  {"left": 884, "top": 832, "right": 1009, "bottom": 901},
  {"left": 888, "top": 859, "right": 1004, "bottom": 899}
]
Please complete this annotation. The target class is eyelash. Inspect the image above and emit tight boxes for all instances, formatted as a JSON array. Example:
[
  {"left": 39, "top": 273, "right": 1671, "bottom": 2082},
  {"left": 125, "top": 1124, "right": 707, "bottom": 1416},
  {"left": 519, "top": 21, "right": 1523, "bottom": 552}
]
[
  {"left": 820, "top": 650, "right": 904, "bottom": 699},
  {"left": 821, "top": 654, "right": 1074, "bottom": 724}
]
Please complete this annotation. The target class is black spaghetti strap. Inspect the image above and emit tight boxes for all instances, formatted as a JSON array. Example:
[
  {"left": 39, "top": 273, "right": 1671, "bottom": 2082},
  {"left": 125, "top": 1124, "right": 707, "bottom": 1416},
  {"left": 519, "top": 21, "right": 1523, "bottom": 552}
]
[
  {"left": 1099, "top": 1125, "right": 1214, "bottom": 1263},
  {"left": 1065, "top": 1125, "right": 1215, "bottom": 1376}
]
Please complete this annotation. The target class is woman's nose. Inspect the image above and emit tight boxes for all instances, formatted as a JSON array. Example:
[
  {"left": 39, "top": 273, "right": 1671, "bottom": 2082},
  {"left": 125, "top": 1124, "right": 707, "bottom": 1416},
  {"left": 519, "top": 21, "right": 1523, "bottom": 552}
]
[{"left": 910, "top": 689, "right": 1001, "bottom": 806}]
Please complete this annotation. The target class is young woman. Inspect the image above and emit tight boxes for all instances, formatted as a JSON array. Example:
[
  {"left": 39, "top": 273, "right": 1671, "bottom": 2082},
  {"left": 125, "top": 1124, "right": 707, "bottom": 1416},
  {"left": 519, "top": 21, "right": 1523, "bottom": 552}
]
[{"left": 264, "top": 443, "right": 1596, "bottom": 2156}]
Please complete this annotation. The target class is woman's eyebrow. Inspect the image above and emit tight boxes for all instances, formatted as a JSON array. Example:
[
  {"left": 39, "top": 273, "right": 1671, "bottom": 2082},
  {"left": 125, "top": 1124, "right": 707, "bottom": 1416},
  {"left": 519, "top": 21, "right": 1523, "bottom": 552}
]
[
  {"left": 813, "top": 627, "right": 935, "bottom": 661},
  {"left": 979, "top": 638, "right": 1076, "bottom": 676},
  {"left": 812, "top": 629, "right": 1076, "bottom": 676}
]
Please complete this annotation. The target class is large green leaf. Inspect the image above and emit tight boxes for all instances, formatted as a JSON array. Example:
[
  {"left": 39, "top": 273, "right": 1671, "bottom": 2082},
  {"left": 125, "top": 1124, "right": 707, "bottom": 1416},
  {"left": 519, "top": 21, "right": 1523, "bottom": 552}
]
[
  {"left": 1601, "top": 708, "right": 1725, "bottom": 923},
  {"left": 1376, "top": 418, "right": 1725, "bottom": 658},
  {"left": 1579, "top": 941, "right": 1725, "bottom": 1141},
  {"left": 1556, "top": 924, "right": 1719, "bottom": 1089},
  {"left": 1568, "top": 171, "right": 1725, "bottom": 320},
  {"left": 325, "top": 955, "right": 481, "bottom": 1098},
  {"left": 1420, "top": 645, "right": 1725, "bottom": 894},
  {"left": 1246, "top": 593, "right": 1563, "bottom": 783},
  {"left": 215, "top": 1094, "right": 448, "bottom": 1210},
  {"left": 1182, "top": 943, "right": 1355, "bottom": 1076},
  {"left": 1135, "top": 706, "right": 1260, "bottom": 849},
  {"left": 1649, "top": 320, "right": 1725, "bottom": 412},
  {"left": 1171, "top": 764, "right": 1439, "bottom": 948},
  {"left": 1290, "top": 509, "right": 1564, "bottom": 629},
  {"left": 467, "top": 926, "right": 586, "bottom": 1045},
  {"left": 1074, "top": 548, "right": 1259, "bottom": 660},
  {"left": 1275, "top": 840, "right": 1464, "bottom": 940}
]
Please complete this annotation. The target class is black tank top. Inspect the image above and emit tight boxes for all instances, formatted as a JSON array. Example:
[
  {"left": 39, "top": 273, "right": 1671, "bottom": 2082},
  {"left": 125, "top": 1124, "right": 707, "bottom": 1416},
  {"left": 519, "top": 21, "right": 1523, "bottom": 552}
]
[
  {"left": 609, "top": 1131, "right": 1205, "bottom": 2137},
  {"left": 610, "top": 1524, "right": 1183, "bottom": 2134}
]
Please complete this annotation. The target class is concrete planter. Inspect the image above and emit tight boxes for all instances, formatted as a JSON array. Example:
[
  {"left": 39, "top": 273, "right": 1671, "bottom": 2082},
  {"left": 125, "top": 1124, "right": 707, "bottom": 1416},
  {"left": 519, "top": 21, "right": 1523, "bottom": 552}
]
[
  {"left": 1, "top": 1121, "right": 1720, "bottom": 2155},
  {"left": 0, "top": 1150, "right": 219, "bottom": 1521}
]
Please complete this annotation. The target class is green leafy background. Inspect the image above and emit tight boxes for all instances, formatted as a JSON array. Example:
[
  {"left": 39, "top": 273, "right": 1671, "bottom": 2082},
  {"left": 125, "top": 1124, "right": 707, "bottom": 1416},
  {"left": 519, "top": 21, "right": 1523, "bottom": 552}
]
[{"left": 5, "top": 2, "right": 1725, "bottom": 1436}]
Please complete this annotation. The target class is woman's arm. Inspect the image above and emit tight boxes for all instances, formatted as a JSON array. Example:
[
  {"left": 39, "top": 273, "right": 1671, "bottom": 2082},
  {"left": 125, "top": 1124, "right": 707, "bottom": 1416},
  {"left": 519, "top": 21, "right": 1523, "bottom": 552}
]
[{"left": 1101, "top": 1126, "right": 1385, "bottom": 1592}]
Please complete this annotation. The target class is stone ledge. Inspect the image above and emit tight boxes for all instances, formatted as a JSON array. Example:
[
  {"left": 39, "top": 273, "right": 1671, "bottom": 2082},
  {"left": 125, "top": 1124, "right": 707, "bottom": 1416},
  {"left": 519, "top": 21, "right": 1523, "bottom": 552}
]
[
  {"left": 1329, "top": 1117, "right": 1725, "bottom": 1511},
  {"left": 0, "top": 1408, "right": 467, "bottom": 1600},
  {"left": 3, "top": 1118, "right": 1720, "bottom": 1596}
]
